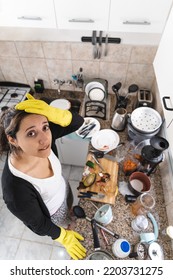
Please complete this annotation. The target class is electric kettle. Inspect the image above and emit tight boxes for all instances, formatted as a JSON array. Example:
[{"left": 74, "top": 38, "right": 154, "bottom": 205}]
[{"left": 111, "top": 108, "right": 127, "bottom": 131}]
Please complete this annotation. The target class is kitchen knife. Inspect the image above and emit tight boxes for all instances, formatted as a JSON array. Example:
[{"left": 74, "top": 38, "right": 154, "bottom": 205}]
[
  {"left": 97, "top": 31, "right": 103, "bottom": 59},
  {"left": 78, "top": 122, "right": 95, "bottom": 135},
  {"left": 104, "top": 34, "right": 108, "bottom": 56},
  {"left": 82, "top": 123, "right": 96, "bottom": 139},
  {"left": 78, "top": 191, "right": 105, "bottom": 199},
  {"left": 92, "top": 30, "right": 97, "bottom": 59}
]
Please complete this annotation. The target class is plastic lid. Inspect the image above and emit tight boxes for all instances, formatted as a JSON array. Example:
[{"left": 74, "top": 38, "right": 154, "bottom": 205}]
[
  {"left": 166, "top": 226, "right": 173, "bottom": 239},
  {"left": 120, "top": 241, "right": 130, "bottom": 253}
]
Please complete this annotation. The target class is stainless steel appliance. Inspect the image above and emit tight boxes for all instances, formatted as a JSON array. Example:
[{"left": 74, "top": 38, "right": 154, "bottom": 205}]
[
  {"left": 0, "top": 81, "right": 31, "bottom": 111},
  {"left": 136, "top": 89, "right": 154, "bottom": 107}
]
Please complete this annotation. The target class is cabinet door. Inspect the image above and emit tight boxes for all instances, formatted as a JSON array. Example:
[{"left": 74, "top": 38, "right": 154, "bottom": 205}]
[
  {"left": 153, "top": 5, "right": 173, "bottom": 128},
  {"left": 0, "top": 0, "right": 56, "bottom": 28},
  {"left": 54, "top": 0, "right": 110, "bottom": 31},
  {"left": 56, "top": 135, "right": 89, "bottom": 166},
  {"left": 109, "top": 0, "right": 172, "bottom": 33}
]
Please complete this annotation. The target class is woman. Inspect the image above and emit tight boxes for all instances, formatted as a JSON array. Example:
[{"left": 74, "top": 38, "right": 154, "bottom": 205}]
[{"left": 0, "top": 94, "right": 86, "bottom": 260}]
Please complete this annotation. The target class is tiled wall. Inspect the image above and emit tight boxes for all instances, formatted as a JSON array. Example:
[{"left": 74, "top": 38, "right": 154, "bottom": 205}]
[{"left": 0, "top": 41, "right": 157, "bottom": 93}]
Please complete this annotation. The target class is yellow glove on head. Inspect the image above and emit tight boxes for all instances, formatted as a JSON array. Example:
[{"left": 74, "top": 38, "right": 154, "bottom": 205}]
[
  {"left": 55, "top": 227, "right": 87, "bottom": 260},
  {"left": 15, "top": 93, "right": 72, "bottom": 127}
]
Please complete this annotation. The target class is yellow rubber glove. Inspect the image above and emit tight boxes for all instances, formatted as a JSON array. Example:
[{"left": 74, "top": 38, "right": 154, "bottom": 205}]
[
  {"left": 15, "top": 93, "right": 72, "bottom": 127},
  {"left": 55, "top": 227, "right": 87, "bottom": 260}
]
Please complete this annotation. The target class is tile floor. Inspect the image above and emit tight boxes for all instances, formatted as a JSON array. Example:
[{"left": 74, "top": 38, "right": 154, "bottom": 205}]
[{"left": 0, "top": 155, "right": 84, "bottom": 260}]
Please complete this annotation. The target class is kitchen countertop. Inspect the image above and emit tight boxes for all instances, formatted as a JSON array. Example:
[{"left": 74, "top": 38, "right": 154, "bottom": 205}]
[{"left": 34, "top": 89, "right": 173, "bottom": 260}]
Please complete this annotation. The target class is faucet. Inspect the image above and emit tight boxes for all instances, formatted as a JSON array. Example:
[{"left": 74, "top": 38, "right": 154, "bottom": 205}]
[{"left": 53, "top": 79, "right": 65, "bottom": 94}]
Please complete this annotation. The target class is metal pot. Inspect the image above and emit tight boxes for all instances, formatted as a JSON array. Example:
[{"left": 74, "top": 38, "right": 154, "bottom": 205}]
[
  {"left": 87, "top": 219, "right": 114, "bottom": 260},
  {"left": 130, "top": 107, "right": 162, "bottom": 134}
]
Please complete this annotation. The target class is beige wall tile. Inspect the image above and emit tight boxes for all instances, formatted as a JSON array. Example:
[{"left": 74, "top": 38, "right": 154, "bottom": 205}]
[
  {"left": 72, "top": 60, "right": 99, "bottom": 80},
  {"left": 46, "top": 59, "right": 72, "bottom": 89},
  {"left": 130, "top": 46, "right": 157, "bottom": 64},
  {"left": 71, "top": 43, "right": 93, "bottom": 61},
  {"left": 102, "top": 44, "right": 132, "bottom": 63},
  {"left": 125, "top": 64, "right": 155, "bottom": 89},
  {"left": 0, "top": 68, "right": 4, "bottom": 80},
  {"left": 99, "top": 62, "right": 128, "bottom": 93},
  {"left": 0, "top": 42, "right": 18, "bottom": 57},
  {"left": 42, "top": 42, "right": 71, "bottom": 59},
  {"left": 15, "top": 42, "right": 44, "bottom": 58},
  {"left": 21, "top": 57, "right": 50, "bottom": 88},
  {"left": 0, "top": 57, "right": 26, "bottom": 83}
]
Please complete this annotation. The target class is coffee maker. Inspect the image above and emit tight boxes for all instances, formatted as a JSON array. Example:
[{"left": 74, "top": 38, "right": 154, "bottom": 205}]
[{"left": 139, "top": 136, "right": 169, "bottom": 175}]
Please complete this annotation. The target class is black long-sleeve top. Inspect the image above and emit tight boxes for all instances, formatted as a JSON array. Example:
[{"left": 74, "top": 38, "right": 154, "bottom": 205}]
[{"left": 1, "top": 112, "right": 84, "bottom": 239}]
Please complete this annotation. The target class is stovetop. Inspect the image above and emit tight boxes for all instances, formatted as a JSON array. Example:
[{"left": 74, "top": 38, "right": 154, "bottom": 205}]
[{"left": 0, "top": 81, "right": 31, "bottom": 111}]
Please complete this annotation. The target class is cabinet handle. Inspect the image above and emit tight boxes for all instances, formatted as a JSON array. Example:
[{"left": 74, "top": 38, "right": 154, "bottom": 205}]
[
  {"left": 68, "top": 18, "right": 94, "bottom": 23},
  {"left": 123, "top": 20, "right": 151, "bottom": 25},
  {"left": 17, "top": 16, "right": 42, "bottom": 21},
  {"left": 162, "top": 96, "right": 173, "bottom": 111}
]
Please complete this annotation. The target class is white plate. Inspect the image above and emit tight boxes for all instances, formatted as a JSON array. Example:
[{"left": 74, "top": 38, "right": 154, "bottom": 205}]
[
  {"left": 50, "top": 99, "right": 71, "bottom": 110},
  {"left": 91, "top": 129, "right": 120, "bottom": 152},
  {"left": 76, "top": 117, "right": 100, "bottom": 138},
  {"left": 85, "top": 82, "right": 105, "bottom": 96}
]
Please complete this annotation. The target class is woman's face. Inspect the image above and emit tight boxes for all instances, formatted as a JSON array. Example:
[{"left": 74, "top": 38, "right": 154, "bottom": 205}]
[{"left": 9, "top": 114, "right": 52, "bottom": 158}]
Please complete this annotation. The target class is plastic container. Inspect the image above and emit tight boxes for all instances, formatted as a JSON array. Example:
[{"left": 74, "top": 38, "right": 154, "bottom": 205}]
[
  {"left": 131, "top": 215, "right": 148, "bottom": 232},
  {"left": 112, "top": 239, "right": 131, "bottom": 258}
]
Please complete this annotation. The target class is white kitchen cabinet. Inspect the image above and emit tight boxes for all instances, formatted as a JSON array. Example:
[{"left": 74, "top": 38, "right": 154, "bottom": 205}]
[
  {"left": 109, "top": 0, "right": 173, "bottom": 33},
  {"left": 0, "top": 0, "right": 56, "bottom": 28},
  {"left": 56, "top": 134, "right": 89, "bottom": 166},
  {"left": 54, "top": 0, "right": 110, "bottom": 31},
  {"left": 153, "top": 4, "right": 173, "bottom": 129},
  {"left": 153, "top": 5, "right": 173, "bottom": 163}
]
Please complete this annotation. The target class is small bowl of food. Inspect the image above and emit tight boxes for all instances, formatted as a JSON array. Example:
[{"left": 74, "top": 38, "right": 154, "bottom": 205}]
[{"left": 128, "top": 171, "right": 151, "bottom": 197}]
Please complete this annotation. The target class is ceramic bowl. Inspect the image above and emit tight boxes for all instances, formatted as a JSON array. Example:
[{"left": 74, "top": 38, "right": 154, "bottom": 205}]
[
  {"left": 94, "top": 204, "right": 113, "bottom": 225},
  {"left": 128, "top": 171, "right": 151, "bottom": 197}
]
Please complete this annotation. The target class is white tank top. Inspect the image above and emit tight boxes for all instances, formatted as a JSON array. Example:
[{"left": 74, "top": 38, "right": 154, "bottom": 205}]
[{"left": 8, "top": 150, "right": 66, "bottom": 216}]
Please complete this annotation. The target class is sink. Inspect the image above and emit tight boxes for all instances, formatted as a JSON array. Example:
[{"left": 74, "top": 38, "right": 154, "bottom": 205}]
[
  {"left": 40, "top": 94, "right": 82, "bottom": 114},
  {"left": 67, "top": 99, "right": 81, "bottom": 113}
]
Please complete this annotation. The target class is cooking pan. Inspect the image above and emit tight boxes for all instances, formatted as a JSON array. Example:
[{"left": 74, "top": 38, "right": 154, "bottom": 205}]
[
  {"left": 130, "top": 107, "right": 162, "bottom": 134},
  {"left": 87, "top": 219, "right": 114, "bottom": 260}
]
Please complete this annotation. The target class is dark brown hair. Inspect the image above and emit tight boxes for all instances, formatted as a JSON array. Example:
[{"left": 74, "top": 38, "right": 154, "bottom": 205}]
[{"left": 0, "top": 107, "right": 29, "bottom": 156}]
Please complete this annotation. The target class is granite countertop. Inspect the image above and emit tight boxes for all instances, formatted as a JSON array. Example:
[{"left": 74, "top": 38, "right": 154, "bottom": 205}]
[{"left": 34, "top": 89, "right": 173, "bottom": 260}]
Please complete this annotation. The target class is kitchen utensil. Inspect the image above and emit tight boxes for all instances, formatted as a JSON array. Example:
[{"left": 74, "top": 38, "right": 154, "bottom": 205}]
[
  {"left": 148, "top": 242, "right": 164, "bottom": 259},
  {"left": 76, "top": 117, "right": 100, "bottom": 138},
  {"left": 130, "top": 107, "right": 162, "bottom": 134},
  {"left": 112, "top": 82, "right": 122, "bottom": 99},
  {"left": 128, "top": 171, "right": 151, "bottom": 196},
  {"left": 124, "top": 84, "right": 139, "bottom": 100},
  {"left": 97, "top": 31, "right": 103, "bottom": 59},
  {"left": 112, "top": 238, "right": 131, "bottom": 258},
  {"left": 91, "top": 154, "right": 105, "bottom": 172},
  {"left": 131, "top": 215, "right": 149, "bottom": 232},
  {"left": 111, "top": 107, "right": 127, "bottom": 131},
  {"left": 91, "top": 129, "right": 120, "bottom": 153},
  {"left": 140, "top": 212, "right": 159, "bottom": 244},
  {"left": 94, "top": 204, "right": 113, "bottom": 225},
  {"left": 87, "top": 219, "right": 115, "bottom": 260},
  {"left": 131, "top": 193, "right": 155, "bottom": 216},
  {"left": 104, "top": 33, "right": 108, "bottom": 56},
  {"left": 73, "top": 205, "right": 119, "bottom": 238},
  {"left": 78, "top": 191, "right": 105, "bottom": 199},
  {"left": 92, "top": 30, "right": 97, "bottom": 59},
  {"left": 129, "top": 242, "right": 148, "bottom": 260}
]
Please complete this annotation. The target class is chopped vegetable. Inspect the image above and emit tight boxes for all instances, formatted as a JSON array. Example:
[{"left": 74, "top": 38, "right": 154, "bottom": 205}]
[
  {"left": 86, "top": 160, "right": 95, "bottom": 169},
  {"left": 83, "top": 173, "right": 96, "bottom": 187}
]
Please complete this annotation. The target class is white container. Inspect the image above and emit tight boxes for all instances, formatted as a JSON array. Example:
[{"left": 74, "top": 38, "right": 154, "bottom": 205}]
[{"left": 112, "top": 239, "right": 131, "bottom": 258}]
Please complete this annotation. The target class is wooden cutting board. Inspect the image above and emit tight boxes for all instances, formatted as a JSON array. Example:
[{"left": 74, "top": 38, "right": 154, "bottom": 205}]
[{"left": 79, "top": 154, "right": 119, "bottom": 205}]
